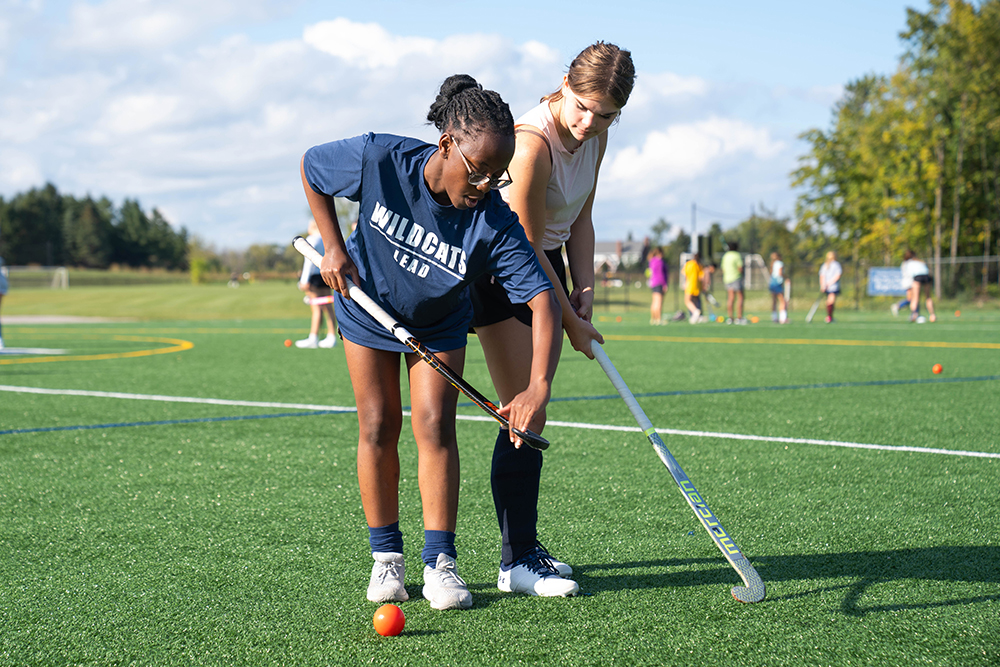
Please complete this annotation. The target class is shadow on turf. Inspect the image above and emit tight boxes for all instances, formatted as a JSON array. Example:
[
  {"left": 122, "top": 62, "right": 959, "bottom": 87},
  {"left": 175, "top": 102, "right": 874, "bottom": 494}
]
[{"left": 574, "top": 545, "right": 1000, "bottom": 615}]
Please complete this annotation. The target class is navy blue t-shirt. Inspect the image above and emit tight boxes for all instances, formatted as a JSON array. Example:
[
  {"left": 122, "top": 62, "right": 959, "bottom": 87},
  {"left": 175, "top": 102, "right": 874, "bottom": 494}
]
[{"left": 303, "top": 133, "right": 552, "bottom": 353}]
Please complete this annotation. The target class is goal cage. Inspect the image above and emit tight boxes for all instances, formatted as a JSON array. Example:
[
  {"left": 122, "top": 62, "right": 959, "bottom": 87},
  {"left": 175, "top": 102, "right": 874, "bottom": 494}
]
[{"left": 3, "top": 265, "right": 70, "bottom": 289}]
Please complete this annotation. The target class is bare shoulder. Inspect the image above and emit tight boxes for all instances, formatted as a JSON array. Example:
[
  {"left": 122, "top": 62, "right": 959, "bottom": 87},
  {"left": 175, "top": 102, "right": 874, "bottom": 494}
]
[{"left": 513, "top": 127, "right": 551, "bottom": 165}]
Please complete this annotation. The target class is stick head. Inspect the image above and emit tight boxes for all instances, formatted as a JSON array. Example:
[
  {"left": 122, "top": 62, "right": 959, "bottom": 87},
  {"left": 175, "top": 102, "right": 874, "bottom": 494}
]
[
  {"left": 729, "top": 556, "right": 766, "bottom": 603},
  {"left": 512, "top": 427, "right": 549, "bottom": 451}
]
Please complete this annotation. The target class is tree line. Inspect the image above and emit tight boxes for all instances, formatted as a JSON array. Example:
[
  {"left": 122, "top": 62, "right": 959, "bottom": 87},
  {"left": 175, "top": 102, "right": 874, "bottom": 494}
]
[
  {"left": 0, "top": 183, "right": 189, "bottom": 270},
  {"left": 0, "top": 184, "right": 359, "bottom": 281},
  {"left": 792, "top": 0, "right": 1000, "bottom": 297}
]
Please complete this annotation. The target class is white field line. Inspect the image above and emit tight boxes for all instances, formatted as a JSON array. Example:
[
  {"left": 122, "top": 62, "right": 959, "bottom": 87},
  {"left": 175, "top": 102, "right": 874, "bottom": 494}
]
[
  {"left": 540, "top": 419, "right": 1000, "bottom": 459},
  {"left": 0, "top": 384, "right": 355, "bottom": 412},
  {"left": 2, "top": 384, "right": 997, "bottom": 460}
]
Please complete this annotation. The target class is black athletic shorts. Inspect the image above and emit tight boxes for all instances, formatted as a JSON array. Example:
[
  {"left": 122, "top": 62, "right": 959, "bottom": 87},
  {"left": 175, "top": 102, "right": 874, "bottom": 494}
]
[
  {"left": 470, "top": 247, "right": 568, "bottom": 329},
  {"left": 914, "top": 274, "right": 933, "bottom": 285},
  {"left": 306, "top": 273, "right": 327, "bottom": 290}
]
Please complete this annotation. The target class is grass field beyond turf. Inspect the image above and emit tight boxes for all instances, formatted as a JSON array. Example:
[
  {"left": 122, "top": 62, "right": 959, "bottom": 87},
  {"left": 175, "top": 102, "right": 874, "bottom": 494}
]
[{"left": 1, "top": 286, "right": 998, "bottom": 666}]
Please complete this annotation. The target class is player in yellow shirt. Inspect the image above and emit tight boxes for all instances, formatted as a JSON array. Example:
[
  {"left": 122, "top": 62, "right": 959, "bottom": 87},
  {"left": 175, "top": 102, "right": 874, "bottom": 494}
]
[{"left": 683, "top": 253, "right": 706, "bottom": 323}]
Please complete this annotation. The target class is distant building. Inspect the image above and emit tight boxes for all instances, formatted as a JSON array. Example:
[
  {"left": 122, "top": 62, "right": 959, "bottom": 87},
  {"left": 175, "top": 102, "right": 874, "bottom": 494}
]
[{"left": 594, "top": 239, "right": 646, "bottom": 274}]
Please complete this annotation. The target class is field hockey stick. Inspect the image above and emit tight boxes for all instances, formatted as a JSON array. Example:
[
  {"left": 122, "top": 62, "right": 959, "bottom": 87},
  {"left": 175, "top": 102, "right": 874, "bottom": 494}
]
[
  {"left": 304, "top": 295, "right": 335, "bottom": 305},
  {"left": 292, "top": 236, "right": 549, "bottom": 451},
  {"left": 704, "top": 291, "right": 721, "bottom": 320},
  {"left": 805, "top": 292, "right": 823, "bottom": 323},
  {"left": 590, "top": 340, "right": 766, "bottom": 603}
]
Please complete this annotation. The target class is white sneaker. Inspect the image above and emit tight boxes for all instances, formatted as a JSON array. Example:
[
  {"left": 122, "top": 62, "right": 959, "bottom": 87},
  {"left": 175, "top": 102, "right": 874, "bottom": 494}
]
[
  {"left": 890, "top": 303, "right": 899, "bottom": 317},
  {"left": 367, "top": 552, "right": 408, "bottom": 603},
  {"left": 422, "top": 553, "right": 472, "bottom": 610},
  {"left": 318, "top": 334, "right": 337, "bottom": 348},
  {"left": 498, "top": 550, "right": 579, "bottom": 597},
  {"left": 295, "top": 336, "right": 319, "bottom": 349}
]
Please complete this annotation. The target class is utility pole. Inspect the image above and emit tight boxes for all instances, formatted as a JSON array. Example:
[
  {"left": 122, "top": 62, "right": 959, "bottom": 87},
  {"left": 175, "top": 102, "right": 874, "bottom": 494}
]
[{"left": 690, "top": 202, "right": 697, "bottom": 253}]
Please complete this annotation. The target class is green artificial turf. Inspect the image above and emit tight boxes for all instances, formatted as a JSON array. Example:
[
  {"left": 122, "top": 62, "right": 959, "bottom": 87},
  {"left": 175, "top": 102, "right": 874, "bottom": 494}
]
[{"left": 1, "top": 297, "right": 998, "bottom": 666}]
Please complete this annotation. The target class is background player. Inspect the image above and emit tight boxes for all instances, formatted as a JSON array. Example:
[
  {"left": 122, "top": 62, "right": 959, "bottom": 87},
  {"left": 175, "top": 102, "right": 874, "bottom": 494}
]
[
  {"left": 295, "top": 218, "right": 338, "bottom": 348},
  {"left": 818, "top": 250, "right": 842, "bottom": 323}
]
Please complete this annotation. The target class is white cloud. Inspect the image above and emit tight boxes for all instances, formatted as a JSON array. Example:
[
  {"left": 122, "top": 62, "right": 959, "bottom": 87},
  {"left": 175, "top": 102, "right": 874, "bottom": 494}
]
[
  {"left": 61, "top": 0, "right": 200, "bottom": 52},
  {"left": 303, "top": 18, "right": 436, "bottom": 69},
  {"left": 630, "top": 71, "right": 709, "bottom": 103},
  {"left": 0, "top": 150, "right": 44, "bottom": 190},
  {"left": 97, "top": 93, "right": 182, "bottom": 135},
  {"left": 58, "top": 0, "right": 280, "bottom": 53},
  {"left": 604, "top": 117, "right": 786, "bottom": 197}
]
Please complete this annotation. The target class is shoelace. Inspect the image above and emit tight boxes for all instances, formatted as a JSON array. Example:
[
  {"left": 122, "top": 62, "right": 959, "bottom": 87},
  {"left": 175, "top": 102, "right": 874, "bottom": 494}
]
[
  {"left": 535, "top": 540, "right": 567, "bottom": 568},
  {"left": 374, "top": 561, "right": 403, "bottom": 585},
  {"left": 518, "top": 551, "right": 559, "bottom": 577},
  {"left": 433, "top": 559, "right": 468, "bottom": 587}
]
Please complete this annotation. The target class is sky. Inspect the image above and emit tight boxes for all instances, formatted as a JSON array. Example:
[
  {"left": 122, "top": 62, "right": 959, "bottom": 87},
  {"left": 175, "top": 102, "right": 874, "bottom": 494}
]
[{"left": 0, "top": 0, "right": 930, "bottom": 249}]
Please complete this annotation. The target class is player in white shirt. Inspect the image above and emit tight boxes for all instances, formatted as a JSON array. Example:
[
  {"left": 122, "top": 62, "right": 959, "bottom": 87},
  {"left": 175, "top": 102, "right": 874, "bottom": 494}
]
[
  {"left": 818, "top": 251, "right": 843, "bottom": 323},
  {"left": 898, "top": 250, "right": 936, "bottom": 323},
  {"left": 769, "top": 252, "right": 788, "bottom": 323}
]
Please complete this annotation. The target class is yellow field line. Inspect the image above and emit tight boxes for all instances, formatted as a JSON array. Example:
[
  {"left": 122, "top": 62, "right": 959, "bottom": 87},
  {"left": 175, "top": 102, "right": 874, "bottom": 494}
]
[
  {"left": 603, "top": 334, "right": 1000, "bottom": 350},
  {"left": 12, "top": 328, "right": 293, "bottom": 335},
  {"left": 0, "top": 335, "right": 194, "bottom": 365},
  {"left": 8, "top": 328, "right": 999, "bottom": 352}
]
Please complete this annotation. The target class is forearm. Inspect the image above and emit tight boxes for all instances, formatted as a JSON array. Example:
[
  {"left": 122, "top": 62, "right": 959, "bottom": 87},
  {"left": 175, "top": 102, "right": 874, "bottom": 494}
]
[
  {"left": 527, "top": 289, "right": 562, "bottom": 389},
  {"left": 565, "top": 217, "right": 596, "bottom": 292}
]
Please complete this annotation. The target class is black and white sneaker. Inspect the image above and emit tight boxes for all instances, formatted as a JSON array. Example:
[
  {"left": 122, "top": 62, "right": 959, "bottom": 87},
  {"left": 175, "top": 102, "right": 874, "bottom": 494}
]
[{"left": 498, "top": 549, "right": 579, "bottom": 597}]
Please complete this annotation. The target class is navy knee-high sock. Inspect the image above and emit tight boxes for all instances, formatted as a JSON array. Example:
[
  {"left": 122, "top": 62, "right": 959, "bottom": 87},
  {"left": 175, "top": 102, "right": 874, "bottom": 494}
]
[{"left": 490, "top": 428, "right": 542, "bottom": 565}]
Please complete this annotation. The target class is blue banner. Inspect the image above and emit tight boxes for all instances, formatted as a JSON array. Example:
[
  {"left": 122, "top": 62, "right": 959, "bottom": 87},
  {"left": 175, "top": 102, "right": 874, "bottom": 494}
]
[{"left": 867, "top": 268, "right": 908, "bottom": 296}]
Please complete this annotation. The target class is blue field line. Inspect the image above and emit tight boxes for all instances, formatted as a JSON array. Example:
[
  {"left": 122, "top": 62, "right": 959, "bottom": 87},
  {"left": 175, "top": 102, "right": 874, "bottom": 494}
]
[
  {"left": 531, "top": 373, "right": 1000, "bottom": 405},
  {"left": 4, "top": 374, "right": 997, "bottom": 437},
  {"left": 0, "top": 410, "right": 354, "bottom": 436}
]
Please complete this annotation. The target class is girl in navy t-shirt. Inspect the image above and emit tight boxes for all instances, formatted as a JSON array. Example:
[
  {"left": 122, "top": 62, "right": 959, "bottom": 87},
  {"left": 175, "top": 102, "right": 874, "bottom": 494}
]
[{"left": 300, "top": 75, "right": 561, "bottom": 611}]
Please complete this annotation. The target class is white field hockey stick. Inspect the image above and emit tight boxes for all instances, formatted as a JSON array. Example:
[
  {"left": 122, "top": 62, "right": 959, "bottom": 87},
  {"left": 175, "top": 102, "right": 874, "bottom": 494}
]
[
  {"left": 292, "top": 236, "right": 549, "bottom": 450},
  {"left": 590, "top": 340, "right": 766, "bottom": 603},
  {"left": 805, "top": 293, "right": 824, "bottom": 323}
]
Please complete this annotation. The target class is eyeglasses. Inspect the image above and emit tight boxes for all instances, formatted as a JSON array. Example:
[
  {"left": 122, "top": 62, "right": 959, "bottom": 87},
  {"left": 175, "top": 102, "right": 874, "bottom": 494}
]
[{"left": 450, "top": 136, "right": 513, "bottom": 190}]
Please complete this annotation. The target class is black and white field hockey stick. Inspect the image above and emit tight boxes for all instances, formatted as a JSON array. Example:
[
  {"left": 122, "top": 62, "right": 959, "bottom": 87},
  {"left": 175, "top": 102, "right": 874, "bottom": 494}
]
[
  {"left": 590, "top": 340, "right": 766, "bottom": 603},
  {"left": 805, "top": 292, "right": 824, "bottom": 323},
  {"left": 292, "top": 236, "right": 549, "bottom": 451}
]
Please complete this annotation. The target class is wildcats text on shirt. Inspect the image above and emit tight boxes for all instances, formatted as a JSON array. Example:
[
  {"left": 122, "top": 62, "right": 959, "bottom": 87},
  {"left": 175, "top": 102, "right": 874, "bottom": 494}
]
[{"left": 370, "top": 202, "right": 467, "bottom": 279}]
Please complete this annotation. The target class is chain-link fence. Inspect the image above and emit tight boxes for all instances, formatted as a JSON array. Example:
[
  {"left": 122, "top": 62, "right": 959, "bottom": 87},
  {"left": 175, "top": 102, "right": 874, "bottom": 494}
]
[{"left": 594, "top": 254, "right": 1000, "bottom": 313}]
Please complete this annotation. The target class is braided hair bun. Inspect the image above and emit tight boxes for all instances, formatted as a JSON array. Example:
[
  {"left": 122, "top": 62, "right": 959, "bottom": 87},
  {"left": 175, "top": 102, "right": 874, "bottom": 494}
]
[{"left": 427, "top": 74, "right": 514, "bottom": 140}]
